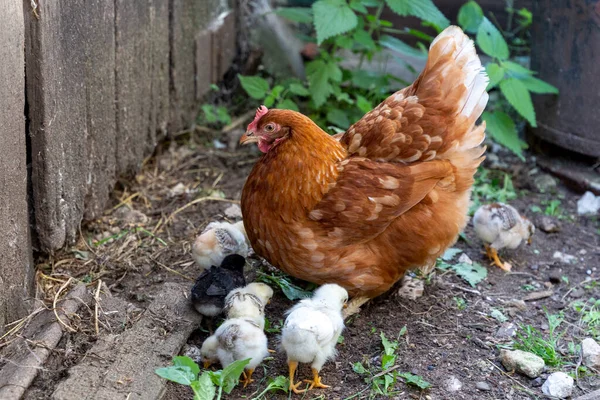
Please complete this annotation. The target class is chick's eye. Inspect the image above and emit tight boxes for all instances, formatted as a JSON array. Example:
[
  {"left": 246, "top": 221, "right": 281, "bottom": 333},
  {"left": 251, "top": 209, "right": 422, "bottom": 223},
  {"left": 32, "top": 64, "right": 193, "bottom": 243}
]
[{"left": 264, "top": 124, "right": 275, "bottom": 132}]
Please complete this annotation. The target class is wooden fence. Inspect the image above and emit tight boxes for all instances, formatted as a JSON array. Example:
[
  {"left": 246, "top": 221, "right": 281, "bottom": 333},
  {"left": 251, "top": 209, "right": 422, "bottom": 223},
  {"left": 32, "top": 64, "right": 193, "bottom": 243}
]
[{"left": 0, "top": 0, "right": 237, "bottom": 329}]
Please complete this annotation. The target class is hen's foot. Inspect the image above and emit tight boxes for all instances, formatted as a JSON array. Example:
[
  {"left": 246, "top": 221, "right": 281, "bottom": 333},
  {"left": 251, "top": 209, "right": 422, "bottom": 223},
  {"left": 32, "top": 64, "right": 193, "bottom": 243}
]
[
  {"left": 485, "top": 246, "right": 511, "bottom": 271},
  {"left": 342, "top": 296, "right": 370, "bottom": 319},
  {"left": 240, "top": 369, "right": 254, "bottom": 388},
  {"left": 288, "top": 361, "right": 307, "bottom": 394},
  {"left": 303, "top": 368, "right": 330, "bottom": 390},
  {"left": 396, "top": 275, "right": 424, "bottom": 300}
]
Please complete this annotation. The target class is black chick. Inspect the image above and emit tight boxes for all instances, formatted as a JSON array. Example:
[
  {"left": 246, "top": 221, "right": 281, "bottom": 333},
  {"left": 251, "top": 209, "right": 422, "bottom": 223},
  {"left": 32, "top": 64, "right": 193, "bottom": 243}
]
[{"left": 191, "top": 254, "right": 246, "bottom": 319}]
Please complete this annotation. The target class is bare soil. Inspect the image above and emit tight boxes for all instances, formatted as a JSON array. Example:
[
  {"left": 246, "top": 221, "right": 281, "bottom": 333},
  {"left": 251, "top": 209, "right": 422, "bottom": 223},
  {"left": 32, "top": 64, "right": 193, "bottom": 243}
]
[{"left": 14, "top": 131, "right": 600, "bottom": 399}]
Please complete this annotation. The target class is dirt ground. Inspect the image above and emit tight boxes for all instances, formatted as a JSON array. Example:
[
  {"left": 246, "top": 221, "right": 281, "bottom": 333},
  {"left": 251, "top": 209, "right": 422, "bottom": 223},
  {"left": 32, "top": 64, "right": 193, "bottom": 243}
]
[{"left": 16, "top": 130, "right": 600, "bottom": 399}]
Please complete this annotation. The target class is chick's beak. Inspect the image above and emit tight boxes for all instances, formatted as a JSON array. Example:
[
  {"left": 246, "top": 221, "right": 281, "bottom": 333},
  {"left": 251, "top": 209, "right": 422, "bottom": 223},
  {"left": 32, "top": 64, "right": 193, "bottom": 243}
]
[
  {"left": 240, "top": 131, "right": 259, "bottom": 145},
  {"left": 527, "top": 237, "right": 532, "bottom": 245}
]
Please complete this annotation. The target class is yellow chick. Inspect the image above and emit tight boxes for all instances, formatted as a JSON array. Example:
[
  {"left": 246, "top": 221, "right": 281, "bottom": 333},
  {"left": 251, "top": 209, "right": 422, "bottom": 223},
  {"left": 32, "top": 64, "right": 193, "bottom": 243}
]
[
  {"left": 473, "top": 202, "right": 534, "bottom": 271},
  {"left": 192, "top": 221, "right": 249, "bottom": 270},
  {"left": 223, "top": 283, "right": 274, "bottom": 329},
  {"left": 281, "top": 284, "right": 348, "bottom": 394}
]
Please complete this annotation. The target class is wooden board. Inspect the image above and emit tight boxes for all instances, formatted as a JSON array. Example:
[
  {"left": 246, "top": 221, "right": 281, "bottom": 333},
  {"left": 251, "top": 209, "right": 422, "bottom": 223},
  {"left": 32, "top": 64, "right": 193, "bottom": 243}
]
[
  {"left": 115, "top": 0, "right": 169, "bottom": 173},
  {"left": 0, "top": 0, "right": 34, "bottom": 329},
  {"left": 24, "top": 0, "right": 117, "bottom": 249}
]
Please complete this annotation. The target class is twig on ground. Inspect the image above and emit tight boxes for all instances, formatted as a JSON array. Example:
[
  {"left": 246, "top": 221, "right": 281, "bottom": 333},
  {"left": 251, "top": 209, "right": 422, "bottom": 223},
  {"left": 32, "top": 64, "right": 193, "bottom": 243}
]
[
  {"left": 53, "top": 277, "right": 76, "bottom": 333},
  {"left": 166, "top": 196, "right": 240, "bottom": 223},
  {"left": 94, "top": 280, "right": 102, "bottom": 335}
]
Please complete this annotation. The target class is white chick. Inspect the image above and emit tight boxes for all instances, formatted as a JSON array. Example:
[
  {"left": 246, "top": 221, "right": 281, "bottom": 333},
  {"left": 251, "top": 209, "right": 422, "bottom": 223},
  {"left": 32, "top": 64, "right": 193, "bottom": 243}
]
[
  {"left": 473, "top": 202, "right": 535, "bottom": 271},
  {"left": 281, "top": 284, "right": 348, "bottom": 394},
  {"left": 200, "top": 316, "right": 268, "bottom": 388},
  {"left": 192, "top": 221, "right": 249, "bottom": 270},
  {"left": 223, "top": 283, "right": 274, "bottom": 329}
]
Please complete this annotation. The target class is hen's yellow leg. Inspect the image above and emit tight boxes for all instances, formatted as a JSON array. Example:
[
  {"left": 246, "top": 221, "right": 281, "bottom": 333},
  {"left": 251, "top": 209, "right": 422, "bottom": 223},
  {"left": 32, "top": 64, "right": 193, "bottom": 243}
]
[
  {"left": 342, "top": 296, "right": 370, "bottom": 319},
  {"left": 288, "top": 361, "right": 306, "bottom": 394},
  {"left": 240, "top": 369, "right": 254, "bottom": 388},
  {"left": 303, "top": 368, "right": 330, "bottom": 390},
  {"left": 485, "top": 245, "right": 511, "bottom": 271}
]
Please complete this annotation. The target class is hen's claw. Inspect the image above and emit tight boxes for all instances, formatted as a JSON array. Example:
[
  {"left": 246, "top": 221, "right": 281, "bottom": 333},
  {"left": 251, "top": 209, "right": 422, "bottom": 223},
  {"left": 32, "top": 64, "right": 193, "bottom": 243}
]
[{"left": 303, "top": 368, "right": 330, "bottom": 390}]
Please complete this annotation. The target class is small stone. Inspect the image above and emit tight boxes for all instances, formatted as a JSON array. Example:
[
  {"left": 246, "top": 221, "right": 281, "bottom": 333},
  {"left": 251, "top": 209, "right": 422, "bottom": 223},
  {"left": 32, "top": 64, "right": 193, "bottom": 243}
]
[
  {"left": 500, "top": 349, "right": 545, "bottom": 378},
  {"left": 570, "top": 288, "right": 585, "bottom": 298},
  {"left": 444, "top": 375, "right": 462, "bottom": 392},
  {"left": 475, "top": 381, "right": 491, "bottom": 391},
  {"left": 114, "top": 207, "right": 148, "bottom": 225},
  {"left": 548, "top": 269, "right": 563, "bottom": 284},
  {"left": 530, "top": 264, "right": 539, "bottom": 271},
  {"left": 333, "top": 386, "right": 341, "bottom": 392},
  {"left": 212, "top": 139, "right": 227, "bottom": 149},
  {"left": 496, "top": 322, "right": 517, "bottom": 338},
  {"left": 582, "top": 338, "right": 600, "bottom": 369},
  {"left": 531, "top": 377, "right": 543, "bottom": 387},
  {"left": 224, "top": 204, "right": 243, "bottom": 219},
  {"left": 542, "top": 372, "right": 574, "bottom": 398},
  {"left": 182, "top": 344, "right": 202, "bottom": 364},
  {"left": 541, "top": 322, "right": 549, "bottom": 331},
  {"left": 458, "top": 253, "right": 473, "bottom": 265},
  {"left": 587, "top": 269, "right": 593, "bottom": 275},
  {"left": 169, "top": 182, "right": 187, "bottom": 197},
  {"left": 533, "top": 174, "right": 557, "bottom": 193},
  {"left": 577, "top": 191, "right": 600, "bottom": 216},
  {"left": 537, "top": 215, "right": 560, "bottom": 233},
  {"left": 553, "top": 251, "right": 577, "bottom": 264}
]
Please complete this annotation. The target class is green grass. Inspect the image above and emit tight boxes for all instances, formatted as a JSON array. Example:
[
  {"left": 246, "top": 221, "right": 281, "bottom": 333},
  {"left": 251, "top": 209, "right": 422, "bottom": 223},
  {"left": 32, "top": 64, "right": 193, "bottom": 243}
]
[
  {"left": 513, "top": 312, "right": 565, "bottom": 367},
  {"left": 470, "top": 168, "right": 517, "bottom": 215},
  {"left": 572, "top": 297, "right": 600, "bottom": 340}
]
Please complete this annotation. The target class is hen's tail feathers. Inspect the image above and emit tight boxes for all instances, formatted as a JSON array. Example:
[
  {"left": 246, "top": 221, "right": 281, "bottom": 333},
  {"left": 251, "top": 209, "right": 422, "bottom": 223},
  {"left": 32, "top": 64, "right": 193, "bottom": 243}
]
[{"left": 412, "top": 26, "right": 488, "bottom": 190}]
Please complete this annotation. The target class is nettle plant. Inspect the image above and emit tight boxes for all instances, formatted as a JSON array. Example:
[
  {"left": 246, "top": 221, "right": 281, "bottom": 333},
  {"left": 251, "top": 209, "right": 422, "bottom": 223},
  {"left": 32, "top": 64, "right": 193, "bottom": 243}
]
[{"left": 236, "top": 0, "right": 557, "bottom": 159}]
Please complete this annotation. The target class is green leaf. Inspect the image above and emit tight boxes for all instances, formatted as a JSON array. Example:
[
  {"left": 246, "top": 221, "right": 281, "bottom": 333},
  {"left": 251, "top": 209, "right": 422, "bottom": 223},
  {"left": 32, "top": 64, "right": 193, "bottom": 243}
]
[
  {"left": 306, "top": 59, "right": 341, "bottom": 107},
  {"left": 360, "top": 0, "right": 381, "bottom": 6},
  {"left": 271, "top": 85, "right": 285, "bottom": 99},
  {"left": 191, "top": 372, "right": 216, "bottom": 400},
  {"left": 312, "top": 0, "right": 358, "bottom": 45},
  {"left": 276, "top": 99, "right": 300, "bottom": 111},
  {"left": 352, "top": 362, "right": 368, "bottom": 374},
  {"left": 220, "top": 359, "right": 251, "bottom": 393},
  {"left": 399, "top": 372, "right": 431, "bottom": 389},
  {"left": 490, "top": 308, "right": 508, "bottom": 322},
  {"left": 457, "top": 1, "right": 483, "bottom": 33},
  {"left": 275, "top": 7, "right": 313, "bottom": 23},
  {"left": 238, "top": 75, "right": 270, "bottom": 100},
  {"left": 155, "top": 366, "right": 195, "bottom": 386},
  {"left": 257, "top": 272, "right": 312, "bottom": 300},
  {"left": 381, "top": 353, "right": 396, "bottom": 369},
  {"left": 327, "top": 108, "right": 351, "bottom": 129},
  {"left": 450, "top": 262, "right": 488, "bottom": 287},
  {"left": 262, "top": 376, "right": 289, "bottom": 394},
  {"left": 288, "top": 83, "right": 310, "bottom": 96},
  {"left": 384, "top": 0, "right": 449, "bottom": 28},
  {"left": 335, "top": 35, "right": 354, "bottom": 49},
  {"left": 520, "top": 76, "right": 559, "bottom": 94},
  {"left": 355, "top": 95, "right": 373, "bottom": 114},
  {"left": 215, "top": 106, "right": 231, "bottom": 125},
  {"left": 499, "top": 78, "right": 536, "bottom": 126},
  {"left": 379, "top": 34, "right": 426, "bottom": 59},
  {"left": 263, "top": 95, "right": 275, "bottom": 108},
  {"left": 441, "top": 248, "right": 462, "bottom": 261},
  {"left": 349, "top": 0, "right": 368, "bottom": 13},
  {"left": 485, "top": 63, "right": 505, "bottom": 90},
  {"left": 201, "top": 104, "right": 217, "bottom": 124},
  {"left": 380, "top": 332, "right": 398, "bottom": 356},
  {"left": 173, "top": 356, "right": 200, "bottom": 378},
  {"left": 476, "top": 17, "right": 509, "bottom": 60},
  {"left": 502, "top": 60, "right": 534, "bottom": 77},
  {"left": 353, "top": 29, "right": 376, "bottom": 50},
  {"left": 482, "top": 110, "right": 527, "bottom": 160}
]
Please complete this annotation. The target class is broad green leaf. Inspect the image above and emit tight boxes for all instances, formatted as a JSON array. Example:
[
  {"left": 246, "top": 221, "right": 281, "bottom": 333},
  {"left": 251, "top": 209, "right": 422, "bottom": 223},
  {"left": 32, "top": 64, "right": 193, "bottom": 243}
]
[
  {"left": 353, "top": 29, "right": 376, "bottom": 50},
  {"left": 215, "top": 106, "right": 231, "bottom": 125},
  {"left": 476, "top": 17, "right": 509, "bottom": 60},
  {"left": 352, "top": 362, "right": 368, "bottom": 374},
  {"left": 384, "top": 0, "right": 449, "bottom": 29},
  {"left": 276, "top": 99, "right": 299, "bottom": 111},
  {"left": 457, "top": 1, "right": 483, "bottom": 33},
  {"left": 502, "top": 60, "right": 534, "bottom": 77},
  {"left": 490, "top": 308, "right": 508, "bottom": 322},
  {"left": 399, "top": 326, "right": 407, "bottom": 336},
  {"left": 441, "top": 248, "right": 462, "bottom": 261},
  {"left": 288, "top": 83, "right": 310, "bottom": 96},
  {"left": 257, "top": 272, "right": 312, "bottom": 300},
  {"left": 360, "top": 0, "right": 381, "bottom": 6},
  {"left": 263, "top": 95, "right": 275, "bottom": 108},
  {"left": 220, "top": 359, "right": 251, "bottom": 393},
  {"left": 517, "top": 7, "right": 532, "bottom": 27},
  {"left": 349, "top": 0, "right": 368, "bottom": 13},
  {"left": 485, "top": 63, "right": 505, "bottom": 90},
  {"left": 191, "top": 372, "right": 216, "bottom": 400},
  {"left": 450, "top": 262, "right": 488, "bottom": 287},
  {"left": 262, "top": 376, "right": 289, "bottom": 393},
  {"left": 271, "top": 85, "right": 285, "bottom": 98},
  {"left": 520, "top": 76, "right": 559, "bottom": 94},
  {"left": 399, "top": 372, "right": 431, "bottom": 389},
  {"left": 355, "top": 95, "right": 373, "bottom": 114},
  {"left": 499, "top": 78, "right": 536, "bottom": 126},
  {"left": 275, "top": 7, "right": 313, "bottom": 23},
  {"left": 306, "top": 59, "right": 341, "bottom": 107},
  {"left": 380, "top": 332, "right": 398, "bottom": 355},
  {"left": 312, "top": 0, "right": 358, "bottom": 44},
  {"left": 335, "top": 35, "right": 354, "bottom": 49},
  {"left": 155, "top": 366, "right": 195, "bottom": 386},
  {"left": 201, "top": 104, "right": 217, "bottom": 124},
  {"left": 379, "top": 34, "right": 426, "bottom": 59},
  {"left": 381, "top": 353, "right": 396, "bottom": 369},
  {"left": 327, "top": 109, "right": 351, "bottom": 129},
  {"left": 238, "top": 75, "right": 270, "bottom": 100},
  {"left": 482, "top": 110, "right": 527, "bottom": 159},
  {"left": 173, "top": 356, "right": 200, "bottom": 378}
]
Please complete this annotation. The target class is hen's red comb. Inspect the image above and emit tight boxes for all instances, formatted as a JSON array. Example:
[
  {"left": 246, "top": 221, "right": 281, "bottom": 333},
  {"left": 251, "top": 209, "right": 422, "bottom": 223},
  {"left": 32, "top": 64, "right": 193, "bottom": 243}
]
[{"left": 247, "top": 105, "right": 268, "bottom": 132}]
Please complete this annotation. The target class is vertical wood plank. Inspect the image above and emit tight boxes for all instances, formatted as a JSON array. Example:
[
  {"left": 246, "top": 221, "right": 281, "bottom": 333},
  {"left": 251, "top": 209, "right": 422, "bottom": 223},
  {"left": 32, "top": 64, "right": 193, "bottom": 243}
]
[
  {"left": 24, "top": 0, "right": 117, "bottom": 249},
  {"left": 0, "top": 0, "right": 34, "bottom": 328}
]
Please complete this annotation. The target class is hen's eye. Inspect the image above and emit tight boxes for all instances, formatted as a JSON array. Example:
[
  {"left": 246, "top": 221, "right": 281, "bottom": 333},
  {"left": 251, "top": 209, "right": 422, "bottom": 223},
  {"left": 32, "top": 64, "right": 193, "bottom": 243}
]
[{"left": 264, "top": 124, "right": 275, "bottom": 132}]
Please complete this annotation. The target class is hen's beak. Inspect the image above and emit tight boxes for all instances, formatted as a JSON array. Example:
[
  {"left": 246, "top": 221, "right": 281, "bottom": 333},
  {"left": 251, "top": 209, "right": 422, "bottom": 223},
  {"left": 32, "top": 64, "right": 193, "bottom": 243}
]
[{"left": 240, "top": 131, "right": 259, "bottom": 145}]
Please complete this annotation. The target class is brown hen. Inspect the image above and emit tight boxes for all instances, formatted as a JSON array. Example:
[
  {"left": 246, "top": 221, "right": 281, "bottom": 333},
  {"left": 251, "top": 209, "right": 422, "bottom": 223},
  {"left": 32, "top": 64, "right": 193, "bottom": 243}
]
[{"left": 239, "top": 26, "right": 489, "bottom": 308}]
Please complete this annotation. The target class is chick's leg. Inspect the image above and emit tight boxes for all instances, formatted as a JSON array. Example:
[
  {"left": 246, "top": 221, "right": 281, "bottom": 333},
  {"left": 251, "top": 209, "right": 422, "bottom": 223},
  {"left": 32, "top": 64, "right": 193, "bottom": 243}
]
[
  {"left": 303, "top": 368, "right": 330, "bottom": 390},
  {"left": 288, "top": 361, "right": 306, "bottom": 394},
  {"left": 239, "top": 369, "right": 254, "bottom": 388},
  {"left": 485, "top": 245, "right": 511, "bottom": 271}
]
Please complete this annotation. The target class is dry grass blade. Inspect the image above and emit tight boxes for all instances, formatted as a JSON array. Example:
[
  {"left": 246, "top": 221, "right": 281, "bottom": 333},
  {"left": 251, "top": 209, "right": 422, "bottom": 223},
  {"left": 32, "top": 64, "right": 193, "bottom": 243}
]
[
  {"left": 166, "top": 196, "right": 240, "bottom": 223},
  {"left": 53, "top": 277, "right": 76, "bottom": 333},
  {"left": 94, "top": 279, "right": 102, "bottom": 335},
  {"left": 153, "top": 260, "right": 194, "bottom": 281}
]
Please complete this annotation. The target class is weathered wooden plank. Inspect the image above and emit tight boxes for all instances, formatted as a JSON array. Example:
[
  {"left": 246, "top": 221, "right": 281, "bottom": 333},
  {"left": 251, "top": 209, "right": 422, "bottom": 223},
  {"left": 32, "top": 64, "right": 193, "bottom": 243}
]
[
  {"left": 0, "top": 0, "right": 34, "bottom": 329},
  {"left": 24, "top": 0, "right": 117, "bottom": 249},
  {"left": 115, "top": 0, "right": 170, "bottom": 174},
  {"left": 211, "top": 11, "right": 237, "bottom": 83}
]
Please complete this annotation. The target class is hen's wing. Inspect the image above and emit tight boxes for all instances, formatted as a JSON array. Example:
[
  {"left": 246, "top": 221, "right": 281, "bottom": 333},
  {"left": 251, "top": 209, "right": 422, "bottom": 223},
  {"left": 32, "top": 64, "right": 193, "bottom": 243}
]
[
  {"left": 340, "top": 26, "right": 487, "bottom": 177},
  {"left": 309, "top": 158, "right": 453, "bottom": 245}
]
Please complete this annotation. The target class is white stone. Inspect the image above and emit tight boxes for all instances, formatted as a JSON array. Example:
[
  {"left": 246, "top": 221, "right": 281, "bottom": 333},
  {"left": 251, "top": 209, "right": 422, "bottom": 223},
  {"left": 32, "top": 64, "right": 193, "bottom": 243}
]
[
  {"left": 553, "top": 251, "right": 577, "bottom": 264},
  {"left": 443, "top": 375, "right": 462, "bottom": 392},
  {"left": 577, "top": 191, "right": 600, "bottom": 215},
  {"left": 542, "top": 372, "right": 574, "bottom": 398},
  {"left": 500, "top": 349, "right": 545, "bottom": 378},
  {"left": 582, "top": 338, "right": 600, "bottom": 369}
]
